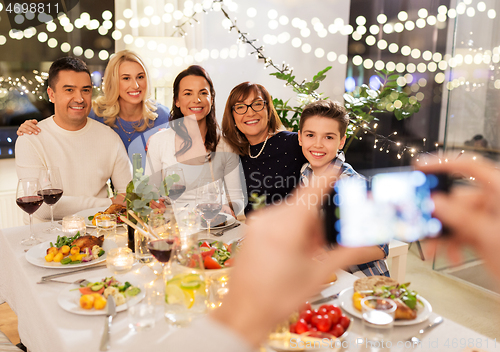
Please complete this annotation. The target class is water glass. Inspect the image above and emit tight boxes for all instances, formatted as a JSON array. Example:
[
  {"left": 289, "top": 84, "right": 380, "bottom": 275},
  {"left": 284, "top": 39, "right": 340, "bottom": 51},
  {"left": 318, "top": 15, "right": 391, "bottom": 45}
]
[
  {"left": 106, "top": 247, "right": 134, "bottom": 275},
  {"left": 95, "top": 213, "right": 117, "bottom": 239},
  {"left": 135, "top": 229, "right": 154, "bottom": 264},
  {"left": 207, "top": 272, "right": 229, "bottom": 310},
  {"left": 128, "top": 283, "right": 161, "bottom": 331},
  {"left": 361, "top": 296, "right": 397, "bottom": 346},
  {"left": 61, "top": 215, "right": 86, "bottom": 237}
]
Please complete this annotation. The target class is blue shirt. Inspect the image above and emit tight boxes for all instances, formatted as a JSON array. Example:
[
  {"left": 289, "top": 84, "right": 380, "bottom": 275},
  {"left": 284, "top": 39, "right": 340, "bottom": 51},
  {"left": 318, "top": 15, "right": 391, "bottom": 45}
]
[
  {"left": 89, "top": 103, "right": 170, "bottom": 167},
  {"left": 241, "top": 131, "right": 308, "bottom": 214}
]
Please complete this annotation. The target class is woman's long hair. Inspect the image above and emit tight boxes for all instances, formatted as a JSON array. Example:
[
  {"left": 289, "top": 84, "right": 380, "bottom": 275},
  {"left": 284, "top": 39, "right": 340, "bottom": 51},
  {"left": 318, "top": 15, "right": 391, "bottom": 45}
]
[
  {"left": 92, "top": 50, "right": 157, "bottom": 132},
  {"left": 171, "top": 65, "right": 219, "bottom": 156},
  {"left": 222, "top": 82, "right": 282, "bottom": 156}
]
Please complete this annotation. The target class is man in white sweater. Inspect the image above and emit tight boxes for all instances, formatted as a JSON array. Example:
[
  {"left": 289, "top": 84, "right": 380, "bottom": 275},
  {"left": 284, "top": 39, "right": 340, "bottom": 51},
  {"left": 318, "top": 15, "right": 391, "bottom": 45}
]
[{"left": 15, "top": 57, "right": 131, "bottom": 222}]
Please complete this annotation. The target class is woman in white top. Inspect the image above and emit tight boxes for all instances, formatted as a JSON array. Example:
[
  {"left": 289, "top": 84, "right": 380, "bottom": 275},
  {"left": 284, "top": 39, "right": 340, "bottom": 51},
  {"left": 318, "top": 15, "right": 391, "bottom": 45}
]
[{"left": 146, "top": 65, "right": 245, "bottom": 216}]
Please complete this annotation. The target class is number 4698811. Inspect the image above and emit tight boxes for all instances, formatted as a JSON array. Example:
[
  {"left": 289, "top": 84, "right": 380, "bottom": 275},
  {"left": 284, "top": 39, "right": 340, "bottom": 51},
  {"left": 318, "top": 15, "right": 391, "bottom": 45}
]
[{"left": 6, "top": 3, "right": 59, "bottom": 14}]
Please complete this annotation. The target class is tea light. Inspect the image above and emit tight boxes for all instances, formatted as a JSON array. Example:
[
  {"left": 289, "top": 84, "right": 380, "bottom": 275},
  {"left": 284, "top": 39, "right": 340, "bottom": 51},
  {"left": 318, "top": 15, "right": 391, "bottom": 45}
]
[
  {"left": 61, "top": 215, "right": 86, "bottom": 237},
  {"left": 107, "top": 247, "right": 134, "bottom": 274}
]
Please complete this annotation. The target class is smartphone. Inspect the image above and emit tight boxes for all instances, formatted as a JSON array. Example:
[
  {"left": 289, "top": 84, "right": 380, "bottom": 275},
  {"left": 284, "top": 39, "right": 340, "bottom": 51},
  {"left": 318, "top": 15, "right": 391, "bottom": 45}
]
[{"left": 324, "top": 169, "right": 452, "bottom": 247}]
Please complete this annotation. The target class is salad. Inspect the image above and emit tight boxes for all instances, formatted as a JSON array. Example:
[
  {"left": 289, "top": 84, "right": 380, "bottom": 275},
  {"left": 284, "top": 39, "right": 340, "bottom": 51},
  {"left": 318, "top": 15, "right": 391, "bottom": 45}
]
[
  {"left": 78, "top": 276, "right": 141, "bottom": 310},
  {"left": 198, "top": 240, "right": 239, "bottom": 269}
]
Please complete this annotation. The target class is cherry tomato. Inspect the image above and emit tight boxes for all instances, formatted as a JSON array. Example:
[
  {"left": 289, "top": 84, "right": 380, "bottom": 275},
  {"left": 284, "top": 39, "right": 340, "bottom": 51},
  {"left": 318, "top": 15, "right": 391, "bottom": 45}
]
[
  {"left": 330, "top": 324, "right": 345, "bottom": 338},
  {"left": 203, "top": 256, "right": 222, "bottom": 269},
  {"left": 200, "top": 247, "right": 216, "bottom": 258},
  {"left": 299, "top": 309, "right": 313, "bottom": 323},
  {"left": 311, "top": 314, "right": 321, "bottom": 328},
  {"left": 339, "top": 315, "right": 350, "bottom": 330},
  {"left": 319, "top": 304, "right": 334, "bottom": 311},
  {"left": 223, "top": 258, "right": 234, "bottom": 267},
  {"left": 295, "top": 319, "right": 309, "bottom": 334},
  {"left": 318, "top": 307, "right": 329, "bottom": 315},
  {"left": 316, "top": 315, "right": 331, "bottom": 332},
  {"left": 289, "top": 322, "right": 297, "bottom": 334},
  {"left": 331, "top": 306, "right": 342, "bottom": 317},
  {"left": 327, "top": 309, "right": 340, "bottom": 325},
  {"left": 299, "top": 302, "right": 312, "bottom": 314}
]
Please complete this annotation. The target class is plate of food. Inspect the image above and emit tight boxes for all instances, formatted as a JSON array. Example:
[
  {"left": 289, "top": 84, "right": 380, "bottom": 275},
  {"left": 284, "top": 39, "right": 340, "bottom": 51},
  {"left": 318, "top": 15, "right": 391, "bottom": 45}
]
[
  {"left": 200, "top": 213, "right": 236, "bottom": 230},
  {"left": 337, "top": 277, "right": 432, "bottom": 326},
  {"left": 75, "top": 204, "right": 127, "bottom": 228},
  {"left": 25, "top": 233, "right": 106, "bottom": 268},
  {"left": 57, "top": 274, "right": 145, "bottom": 316}
]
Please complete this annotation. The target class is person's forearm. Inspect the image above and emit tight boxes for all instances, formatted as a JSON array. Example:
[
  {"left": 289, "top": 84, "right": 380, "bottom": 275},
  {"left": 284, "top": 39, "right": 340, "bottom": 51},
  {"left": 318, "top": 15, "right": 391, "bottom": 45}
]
[{"left": 351, "top": 245, "right": 386, "bottom": 264}]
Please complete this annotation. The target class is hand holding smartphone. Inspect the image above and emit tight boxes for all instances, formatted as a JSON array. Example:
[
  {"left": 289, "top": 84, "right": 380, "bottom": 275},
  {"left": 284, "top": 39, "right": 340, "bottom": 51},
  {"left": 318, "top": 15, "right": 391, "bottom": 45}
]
[{"left": 324, "top": 169, "right": 452, "bottom": 246}]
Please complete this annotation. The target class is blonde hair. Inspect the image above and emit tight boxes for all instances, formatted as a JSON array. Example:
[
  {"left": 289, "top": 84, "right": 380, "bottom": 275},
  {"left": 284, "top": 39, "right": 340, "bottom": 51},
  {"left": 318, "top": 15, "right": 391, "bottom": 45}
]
[{"left": 92, "top": 50, "right": 157, "bottom": 132}]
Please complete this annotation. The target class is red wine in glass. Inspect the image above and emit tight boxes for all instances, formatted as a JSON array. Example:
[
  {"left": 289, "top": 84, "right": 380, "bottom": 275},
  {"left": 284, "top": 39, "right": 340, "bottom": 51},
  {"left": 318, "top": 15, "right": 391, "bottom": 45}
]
[
  {"left": 168, "top": 184, "right": 186, "bottom": 202},
  {"left": 16, "top": 196, "right": 44, "bottom": 214},
  {"left": 16, "top": 178, "right": 43, "bottom": 245},
  {"left": 196, "top": 203, "right": 222, "bottom": 221},
  {"left": 38, "top": 189, "right": 63, "bottom": 205},
  {"left": 147, "top": 239, "right": 176, "bottom": 263},
  {"left": 39, "top": 167, "right": 63, "bottom": 233}
]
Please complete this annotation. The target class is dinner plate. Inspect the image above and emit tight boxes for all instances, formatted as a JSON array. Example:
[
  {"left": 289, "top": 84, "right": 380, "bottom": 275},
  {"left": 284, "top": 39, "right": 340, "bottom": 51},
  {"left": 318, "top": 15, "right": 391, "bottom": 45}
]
[
  {"left": 337, "top": 287, "right": 432, "bottom": 326},
  {"left": 75, "top": 207, "right": 107, "bottom": 228},
  {"left": 200, "top": 213, "right": 236, "bottom": 230},
  {"left": 57, "top": 273, "right": 146, "bottom": 316},
  {"left": 25, "top": 240, "right": 106, "bottom": 269}
]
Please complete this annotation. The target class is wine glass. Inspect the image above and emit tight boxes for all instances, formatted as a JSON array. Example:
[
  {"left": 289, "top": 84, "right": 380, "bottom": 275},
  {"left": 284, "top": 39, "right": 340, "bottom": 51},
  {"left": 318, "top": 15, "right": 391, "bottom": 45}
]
[
  {"left": 162, "top": 167, "right": 186, "bottom": 206},
  {"left": 196, "top": 179, "right": 223, "bottom": 237},
  {"left": 16, "top": 178, "right": 43, "bottom": 245},
  {"left": 39, "top": 167, "right": 63, "bottom": 233}
]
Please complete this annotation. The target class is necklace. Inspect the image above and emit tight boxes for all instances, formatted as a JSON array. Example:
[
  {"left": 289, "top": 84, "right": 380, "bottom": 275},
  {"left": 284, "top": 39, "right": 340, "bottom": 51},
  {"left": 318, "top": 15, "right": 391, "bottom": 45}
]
[
  {"left": 248, "top": 134, "right": 270, "bottom": 159},
  {"left": 116, "top": 118, "right": 136, "bottom": 142}
]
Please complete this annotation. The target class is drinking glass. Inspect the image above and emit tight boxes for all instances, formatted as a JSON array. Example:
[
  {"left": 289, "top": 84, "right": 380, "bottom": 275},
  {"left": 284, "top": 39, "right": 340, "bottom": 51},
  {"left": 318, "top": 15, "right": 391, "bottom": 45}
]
[
  {"left": 127, "top": 283, "right": 161, "bottom": 331},
  {"left": 95, "top": 213, "right": 117, "bottom": 239},
  {"left": 38, "top": 167, "right": 63, "bottom": 233},
  {"left": 106, "top": 247, "right": 135, "bottom": 274},
  {"left": 162, "top": 167, "right": 186, "bottom": 205},
  {"left": 164, "top": 233, "right": 207, "bottom": 326},
  {"left": 195, "top": 179, "right": 223, "bottom": 237},
  {"left": 16, "top": 178, "right": 43, "bottom": 245},
  {"left": 61, "top": 215, "right": 86, "bottom": 237},
  {"left": 361, "top": 296, "right": 397, "bottom": 347}
]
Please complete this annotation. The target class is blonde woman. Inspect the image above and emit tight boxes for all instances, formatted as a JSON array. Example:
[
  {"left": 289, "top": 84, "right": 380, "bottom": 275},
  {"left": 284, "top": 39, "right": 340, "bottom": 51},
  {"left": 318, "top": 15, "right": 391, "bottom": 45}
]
[{"left": 16, "top": 50, "right": 169, "bottom": 161}]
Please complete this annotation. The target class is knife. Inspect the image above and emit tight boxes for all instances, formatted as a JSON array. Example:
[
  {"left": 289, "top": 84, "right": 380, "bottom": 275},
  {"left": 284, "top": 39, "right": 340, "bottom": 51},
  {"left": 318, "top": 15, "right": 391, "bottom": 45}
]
[
  {"left": 100, "top": 295, "right": 116, "bottom": 351},
  {"left": 311, "top": 292, "right": 340, "bottom": 305},
  {"left": 39, "top": 264, "right": 107, "bottom": 283},
  {"left": 212, "top": 222, "right": 241, "bottom": 237}
]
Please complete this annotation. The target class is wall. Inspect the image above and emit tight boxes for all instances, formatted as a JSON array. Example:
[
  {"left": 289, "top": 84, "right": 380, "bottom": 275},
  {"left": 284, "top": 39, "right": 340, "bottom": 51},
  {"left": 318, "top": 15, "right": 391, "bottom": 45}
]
[{"left": 114, "top": 0, "right": 351, "bottom": 121}]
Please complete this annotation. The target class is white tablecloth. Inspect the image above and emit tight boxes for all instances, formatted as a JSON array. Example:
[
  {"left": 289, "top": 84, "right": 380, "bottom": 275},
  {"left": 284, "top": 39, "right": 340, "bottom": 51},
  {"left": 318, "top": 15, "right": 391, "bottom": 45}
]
[{"left": 0, "top": 222, "right": 497, "bottom": 352}]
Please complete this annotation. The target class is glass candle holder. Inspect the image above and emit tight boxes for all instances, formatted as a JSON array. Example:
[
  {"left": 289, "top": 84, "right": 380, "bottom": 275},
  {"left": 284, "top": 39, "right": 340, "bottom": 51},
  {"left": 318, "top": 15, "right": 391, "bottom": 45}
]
[
  {"left": 106, "top": 247, "right": 135, "bottom": 275},
  {"left": 61, "top": 215, "right": 86, "bottom": 237}
]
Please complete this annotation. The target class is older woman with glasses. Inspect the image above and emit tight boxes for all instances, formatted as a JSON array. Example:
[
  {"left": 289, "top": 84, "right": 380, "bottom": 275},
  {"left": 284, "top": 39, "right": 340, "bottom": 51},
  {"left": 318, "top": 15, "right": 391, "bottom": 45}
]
[{"left": 222, "top": 82, "right": 307, "bottom": 214}]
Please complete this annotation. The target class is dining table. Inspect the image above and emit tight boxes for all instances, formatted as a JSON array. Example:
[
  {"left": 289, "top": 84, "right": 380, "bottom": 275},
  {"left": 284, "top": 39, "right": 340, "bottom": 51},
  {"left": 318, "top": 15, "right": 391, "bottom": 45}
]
[{"left": 0, "top": 221, "right": 497, "bottom": 352}]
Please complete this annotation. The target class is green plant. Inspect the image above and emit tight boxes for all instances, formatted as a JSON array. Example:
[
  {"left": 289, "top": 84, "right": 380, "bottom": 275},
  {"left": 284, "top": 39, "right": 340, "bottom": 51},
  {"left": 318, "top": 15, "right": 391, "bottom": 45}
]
[
  {"left": 124, "top": 169, "right": 180, "bottom": 218},
  {"left": 271, "top": 66, "right": 332, "bottom": 131},
  {"left": 270, "top": 68, "right": 421, "bottom": 153},
  {"left": 343, "top": 70, "right": 421, "bottom": 152}
]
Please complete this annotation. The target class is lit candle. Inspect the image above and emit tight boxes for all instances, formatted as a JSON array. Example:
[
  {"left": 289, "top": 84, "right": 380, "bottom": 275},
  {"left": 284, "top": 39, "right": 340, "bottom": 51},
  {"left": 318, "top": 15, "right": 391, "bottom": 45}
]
[{"left": 107, "top": 247, "right": 134, "bottom": 274}]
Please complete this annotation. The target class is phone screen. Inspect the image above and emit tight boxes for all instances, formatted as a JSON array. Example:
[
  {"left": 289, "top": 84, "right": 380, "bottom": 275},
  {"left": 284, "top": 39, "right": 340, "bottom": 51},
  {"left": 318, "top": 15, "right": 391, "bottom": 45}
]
[{"left": 325, "top": 170, "right": 450, "bottom": 247}]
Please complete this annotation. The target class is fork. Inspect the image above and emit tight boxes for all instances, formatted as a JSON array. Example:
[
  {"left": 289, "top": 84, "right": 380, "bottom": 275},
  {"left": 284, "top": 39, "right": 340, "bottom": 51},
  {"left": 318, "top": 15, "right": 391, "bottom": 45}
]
[{"left": 38, "top": 278, "right": 91, "bottom": 286}]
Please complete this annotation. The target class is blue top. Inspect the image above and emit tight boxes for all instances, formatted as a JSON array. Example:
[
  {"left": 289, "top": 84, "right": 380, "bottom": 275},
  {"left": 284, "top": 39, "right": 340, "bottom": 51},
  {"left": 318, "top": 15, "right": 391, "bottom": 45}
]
[
  {"left": 89, "top": 103, "right": 170, "bottom": 167},
  {"left": 241, "top": 131, "right": 307, "bottom": 214}
]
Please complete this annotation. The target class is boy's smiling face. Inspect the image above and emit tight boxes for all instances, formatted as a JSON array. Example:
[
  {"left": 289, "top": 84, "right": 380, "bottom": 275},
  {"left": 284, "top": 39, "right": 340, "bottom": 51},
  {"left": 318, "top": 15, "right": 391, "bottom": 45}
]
[{"left": 299, "top": 115, "right": 346, "bottom": 174}]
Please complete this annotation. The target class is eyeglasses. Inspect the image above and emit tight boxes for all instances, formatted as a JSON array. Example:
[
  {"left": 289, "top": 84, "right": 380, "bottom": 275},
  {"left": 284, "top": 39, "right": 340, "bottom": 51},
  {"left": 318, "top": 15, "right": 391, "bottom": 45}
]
[{"left": 232, "top": 100, "right": 266, "bottom": 115}]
